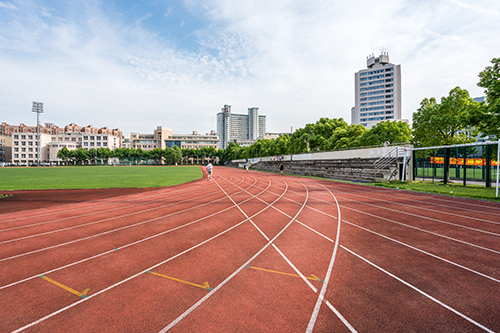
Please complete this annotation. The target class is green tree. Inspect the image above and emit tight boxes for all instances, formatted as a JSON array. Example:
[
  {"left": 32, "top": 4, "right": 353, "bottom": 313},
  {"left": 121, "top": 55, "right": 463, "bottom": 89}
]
[
  {"left": 470, "top": 57, "right": 500, "bottom": 137},
  {"left": 359, "top": 120, "right": 412, "bottom": 146},
  {"left": 412, "top": 87, "right": 478, "bottom": 147}
]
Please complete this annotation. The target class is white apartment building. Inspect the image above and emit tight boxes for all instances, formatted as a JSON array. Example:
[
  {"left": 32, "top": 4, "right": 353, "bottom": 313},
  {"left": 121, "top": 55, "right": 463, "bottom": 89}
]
[
  {"left": 353, "top": 52, "right": 406, "bottom": 129},
  {"left": 217, "top": 105, "right": 266, "bottom": 149},
  {"left": 131, "top": 127, "right": 218, "bottom": 150},
  {"left": 11, "top": 133, "right": 52, "bottom": 165}
]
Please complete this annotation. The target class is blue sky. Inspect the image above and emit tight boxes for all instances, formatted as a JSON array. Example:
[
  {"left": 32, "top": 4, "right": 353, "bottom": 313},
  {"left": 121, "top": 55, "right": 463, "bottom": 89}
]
[{"left": 1, "top": 0, "right": 499, "bottom": 137}]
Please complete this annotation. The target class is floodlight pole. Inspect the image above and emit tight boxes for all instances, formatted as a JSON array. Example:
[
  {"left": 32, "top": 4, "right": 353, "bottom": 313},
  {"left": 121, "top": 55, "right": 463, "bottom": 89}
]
[{"left": 32, "top": 101, "right": 44, "bottom": 166}]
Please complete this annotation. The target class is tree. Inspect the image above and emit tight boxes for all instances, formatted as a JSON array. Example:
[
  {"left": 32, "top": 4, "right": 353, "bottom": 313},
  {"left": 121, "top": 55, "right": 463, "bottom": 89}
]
[
  {"left": 412, "top": 87, "right": 478, "bottom": 147},
  {"left": 359, "top": 120, "right": 411, "bottom": 147},
  {"left": 470, "top": 57, "right": 500, "bottom": 137}
]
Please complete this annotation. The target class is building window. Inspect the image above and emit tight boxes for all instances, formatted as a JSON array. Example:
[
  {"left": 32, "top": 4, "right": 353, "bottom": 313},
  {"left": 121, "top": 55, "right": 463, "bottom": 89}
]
[
  {"left": 84, "top": 142, "right": 88, "bottom": 146},
  {"left": 65, "top": 137, "right": 69, "bottom": 141},
  {"left": 28, "top": 148, "right": 33, "bottom": 152},
  {"left": 84, "top": 136, "right": 88, "bottom": 140},
  {"left": 21, "top": 154, "right": 26, "bottom": 158},
  {"left": 28, "top": 135, "right": 33, "bottom": 139},
  {"left": 72, "top": 138, "right": 76, "bottom": 141},
  {"left": 29, "top": 154, "right": 33, "bottom": 158},
  {"left": 28, "top": 141, "right": 33, "bottom": 146},
  {"left": 90, "top": 142, "right": 95, "bottom": 146},
  {"left": 14, "top": 135, "right": 19, "bottom": 139},
  {"left": 22, "top": 141, "right": 26, "bottom": 146},
  {"left": 90, "top": 136, "right": 94, "bottom": 140},
  {"left": 14, "top": 147, "right": 18, "bottom": 152},
  {"left": 96, "top": 136, "right": 101, "bottom": 140},
  {"left": 21, "top": 148, "right": 26, "bottom": 152},
  {"left": 14, "top": 141, "right": 18, "bottom": 145},
  {"left": 14, "top": 154, "right": 19, "bottom": 158},
  {"left": 21, "top": 135, "right": 26, "bottom": 139},
  {"left": 103, "top": 136, "right": 107, "bottom": 140},
  {"left": 103, "top": 142, "right": 107, "bottom": 147},
  {"left": 96, "top": 142, "right": 101, "bottom": 146}
]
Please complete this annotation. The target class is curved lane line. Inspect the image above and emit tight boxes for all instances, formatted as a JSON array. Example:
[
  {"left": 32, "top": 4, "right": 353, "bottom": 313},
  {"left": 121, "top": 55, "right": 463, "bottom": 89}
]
[
  {"left": 0, "top": 174, "right": 215, "bottom": 223},
  {"left": 157, "top": 178, "right": 308, "bottom": 332},
  {"left": 10, "top": 172, "right": 288, "bottom": 332},
  {"left": 0, "top": 176, "right": 250, "bottom": 245},
  {"left": 341, "top": 246, "right": 495, "bottom": 333},
  {"left": 305, "top": 183, "right": 342, "bottom": 333},
  {"left": 0, "top": 176, "right": 264, "bottom": 288}
]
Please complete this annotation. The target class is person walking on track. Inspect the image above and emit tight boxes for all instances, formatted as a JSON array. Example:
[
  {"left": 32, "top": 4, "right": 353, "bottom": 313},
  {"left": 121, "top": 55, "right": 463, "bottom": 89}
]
[
  {"left": 206, "top": 161, "right": 213, "bottom": 181},
  {"left": 279, "top": 162, "right": 284, "bottom": 175}
]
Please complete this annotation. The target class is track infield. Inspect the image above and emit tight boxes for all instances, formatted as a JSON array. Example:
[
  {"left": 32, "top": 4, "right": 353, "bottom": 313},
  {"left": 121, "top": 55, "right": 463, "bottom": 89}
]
[{"left": 1, "top": 166, "right": 499, "bottom": 332}]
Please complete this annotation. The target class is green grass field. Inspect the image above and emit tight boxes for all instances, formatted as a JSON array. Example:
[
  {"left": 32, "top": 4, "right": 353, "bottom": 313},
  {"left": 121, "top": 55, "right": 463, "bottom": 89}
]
[{"left": 0, "top": 166, "right": 203, "bottom": 190}]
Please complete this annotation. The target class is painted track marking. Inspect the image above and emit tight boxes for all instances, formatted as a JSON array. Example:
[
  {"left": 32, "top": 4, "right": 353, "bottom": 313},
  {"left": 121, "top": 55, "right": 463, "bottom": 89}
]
[
  {"left": 10, "top": 174, "right": 288, "bottom": 331},
  {"left": 147, "top": 271, "right": 213, "bottom": 291},
  {"left": 245, "top": 265, "right": 324, "bottom": 281},
  {"left": 157, "top": 177, "right": 309, "bottom": 332},
  {"left": 39, "top": 275, "right": 89, "bottom": 298},
  {"left": 1, "top": 176, "right": 267, "bottom": 290}
]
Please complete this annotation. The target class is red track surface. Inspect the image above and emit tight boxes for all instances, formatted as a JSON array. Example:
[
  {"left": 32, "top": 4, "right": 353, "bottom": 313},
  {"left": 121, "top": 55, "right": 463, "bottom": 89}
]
[{"left": 1, "top": 166, "right": 499, "bottom": 332}]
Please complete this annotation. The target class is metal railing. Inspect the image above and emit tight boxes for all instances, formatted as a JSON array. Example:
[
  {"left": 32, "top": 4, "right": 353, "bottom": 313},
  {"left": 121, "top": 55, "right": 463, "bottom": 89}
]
[{"left": 374, "top": 146, "right": 406, "bottom": 174}]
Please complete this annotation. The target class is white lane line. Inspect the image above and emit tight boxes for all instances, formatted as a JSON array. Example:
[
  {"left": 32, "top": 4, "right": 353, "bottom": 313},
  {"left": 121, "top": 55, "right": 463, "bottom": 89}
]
[
  {"left": 10, "top": 176, "right": 281, "bottom": 332},
  {"left": 271, "top": 243, "right": 317, "bottom": 293},
  {"left": 279, "top": 187, "right": 500, "bottom": 255},
  {"left": 1, "top": 177, "right": 263, "bottom": 289},
  {"left": 220, "top": 177, "right": 322, "bottom": 293},
  {"left": 336, "top": 187, "right": 500, "bottom": 219},
  {"left": 158, "top": 177, "right": 309, "bottom": 332},
  {"left": 341, "top": 245, "right": 495, "bottom": 333},
  {"left": 0, "top": 178, "right": 213, "bottom": 223},
  {"left": 0, "top": 190, "right": 229, "bottom": 234},
  {"left": 0, "top": 177, "right": 250, "bottom": 245},
  {"left": 215, "top": 175, "right": 272, "bottom": 241},
  {"left": 325, "top": 301, "right": 358, "bottom": 333},
  {"left": 337, "top": 193, "right": 500, "bottom": 230},
  {"left": 306, "top": 183, "right": 342, "bottom": 333}
]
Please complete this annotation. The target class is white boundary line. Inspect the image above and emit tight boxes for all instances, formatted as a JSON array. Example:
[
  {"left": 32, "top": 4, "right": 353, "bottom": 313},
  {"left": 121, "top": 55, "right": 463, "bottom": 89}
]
[
  {"left": 0, "top": 176, "right": 250, "bottom": 245},
  {"left": 158, "top": 178, "right": 309, "bottom": 332},
  {"left": 306, "top": 183, "right": 342, "bottom": 333},
  {"left": 341, "top": 245, "right": 495, "bottom": 333},
  {"left": 10, "top": 175, "right": 286, "bottom": 332},
  {"left": 0, "top": 176, "right": 266, "bottom": 289}
]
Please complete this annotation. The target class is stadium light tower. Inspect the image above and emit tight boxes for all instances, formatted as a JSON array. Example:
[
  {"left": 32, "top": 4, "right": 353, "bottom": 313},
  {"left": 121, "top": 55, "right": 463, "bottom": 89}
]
[{"left": 32, "top": 101, "right": 43, "bottom": 166}]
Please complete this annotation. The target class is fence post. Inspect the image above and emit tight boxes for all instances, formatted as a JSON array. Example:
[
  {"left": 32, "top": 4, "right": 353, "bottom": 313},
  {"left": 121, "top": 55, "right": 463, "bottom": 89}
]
[
  {"left": 463, "top": 146, "right": 467, "bottom": 187},
  {"left": 486, "top": 144, "right": 491, "bottom": 188},
  {"left": 444, "top": 148, "right": 450, "bottom": 185}
]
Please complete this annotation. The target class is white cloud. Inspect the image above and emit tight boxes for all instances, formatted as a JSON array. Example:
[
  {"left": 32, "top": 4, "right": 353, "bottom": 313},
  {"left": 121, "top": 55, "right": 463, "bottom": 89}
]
[
  {"left": 0, "top": 1, "right": 17, "bottom": 10},
  {"left": 0, "top": 0, "right": 499, "bottom": 137}
]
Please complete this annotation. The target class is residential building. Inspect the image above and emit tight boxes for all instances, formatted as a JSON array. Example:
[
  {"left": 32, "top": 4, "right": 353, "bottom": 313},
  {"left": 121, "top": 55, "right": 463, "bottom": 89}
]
[
  {"left": 0, "top": 135, "right": 11, "bottom": 162},
  {"left": 1, "top": 122, "right": 123, "bottom": 165},
  {"left": 216, "top": 105, "right": 266, "bottom": 149},
  {"left": 130, "top": 127, "right": 218, "bottom": 150},
  {"left": 352, "top": 52, "right": 406, "bottom": 129}
]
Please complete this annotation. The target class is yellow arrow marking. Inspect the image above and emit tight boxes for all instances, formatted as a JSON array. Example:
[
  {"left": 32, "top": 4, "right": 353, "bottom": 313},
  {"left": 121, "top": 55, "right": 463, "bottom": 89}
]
[
  {"left": 245, "top": 266, "right": 324, "bottom": 281},
  {"left": 147, "top": 271, "right": 213, "bottom": 290},
  {"left": 39, "top": 275, "right": 90, "bottom": 298}
]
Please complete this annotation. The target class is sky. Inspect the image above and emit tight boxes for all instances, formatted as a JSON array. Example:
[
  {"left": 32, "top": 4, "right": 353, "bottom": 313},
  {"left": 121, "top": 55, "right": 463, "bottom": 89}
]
[{"left": 1, "top": 0, "right": 499, "bottom": 138}]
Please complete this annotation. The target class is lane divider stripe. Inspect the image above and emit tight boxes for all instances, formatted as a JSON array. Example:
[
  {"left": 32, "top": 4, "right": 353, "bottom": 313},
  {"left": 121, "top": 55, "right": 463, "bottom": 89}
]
[
  {"left": 39, "top": 275, "right": 89, "bottom": 298},
  {"left": 146, "top": 271, "right": 213, "bottom": 290}
]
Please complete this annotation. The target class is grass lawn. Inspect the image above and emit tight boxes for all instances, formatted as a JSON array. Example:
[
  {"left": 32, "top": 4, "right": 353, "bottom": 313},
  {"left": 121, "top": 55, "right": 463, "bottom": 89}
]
[{"left": 0, "top": 166, "right": 203, "bottom": 190}]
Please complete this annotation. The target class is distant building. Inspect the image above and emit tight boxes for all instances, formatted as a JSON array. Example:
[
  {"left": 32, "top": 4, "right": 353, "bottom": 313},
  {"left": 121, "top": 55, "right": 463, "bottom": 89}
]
[
  {"left": 130, "top": 126, "right": 218, "bottom": 150},
  {"left": 216, "top": 105, "right": 266, "bottom": 149},
  {"left": 352, "top": 52, "right": 406, "bottom": 129},
  {"left": 1, "top": 122, "right": 122, "bottom": 165}
]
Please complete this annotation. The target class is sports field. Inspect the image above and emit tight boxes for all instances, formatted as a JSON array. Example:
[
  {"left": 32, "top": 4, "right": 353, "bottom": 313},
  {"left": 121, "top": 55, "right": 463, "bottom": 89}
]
[
  {"left": 0, "top": 166, "right": 202, "bottom": 190},
  {"left": 1, "top": 166, "right": 499, "bottom": 332}
]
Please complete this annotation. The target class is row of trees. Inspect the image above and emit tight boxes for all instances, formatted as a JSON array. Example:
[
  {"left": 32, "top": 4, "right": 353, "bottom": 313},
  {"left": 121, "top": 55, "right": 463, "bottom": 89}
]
[
  {"left": 215, "top": 118, "right": 412, "bottom": 163},
  {"left": 215, "top": 57, "right": 499, "bottom": 163},
  {"left": 56, "top": 58, "right": 499, "bottom": 166},
  {"left": 57, "top": 146, "right": 183, "bottom": 165}
]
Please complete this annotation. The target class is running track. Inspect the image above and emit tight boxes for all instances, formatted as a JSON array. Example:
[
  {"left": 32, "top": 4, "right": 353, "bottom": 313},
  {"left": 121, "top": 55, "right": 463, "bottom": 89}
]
[{"left": 1, "top": 166, "right": 499, "bottom": 332}]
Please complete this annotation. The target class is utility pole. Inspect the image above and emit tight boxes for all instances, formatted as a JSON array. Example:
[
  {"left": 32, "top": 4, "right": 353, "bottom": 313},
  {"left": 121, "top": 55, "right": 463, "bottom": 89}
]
[{"left": 32, "top": 101, "right": 44, "bottom": 166}]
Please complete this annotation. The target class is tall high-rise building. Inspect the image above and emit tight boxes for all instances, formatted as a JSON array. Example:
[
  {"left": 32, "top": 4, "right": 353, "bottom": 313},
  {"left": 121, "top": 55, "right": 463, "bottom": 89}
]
[
  {"left": 217, "top": 105, "right": 266, "bottom": 149},
  {"left": 352, "top": 52, "right": 403, "bottom": 129}
]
